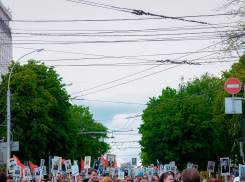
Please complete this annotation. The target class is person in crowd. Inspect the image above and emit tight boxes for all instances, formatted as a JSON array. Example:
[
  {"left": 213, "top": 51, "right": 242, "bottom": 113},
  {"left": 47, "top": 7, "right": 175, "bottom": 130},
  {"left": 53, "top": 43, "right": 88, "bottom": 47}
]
[
  {"left": 135, "top": 177, "right": 139, "bottom": 182},
  {"left": 153, "top": 173, "right": 158, "bottom": 177},
  {"left": 56, "top": 173, "right": 62, "bottom": 182},
  {"left": 143, "top": 173, "right": 148, "bottom": 180},
  {"left": 229, "top": 174, "right": 235, "bottom": 182},
  {"left": 159, "top": 172, "right": 174, "bottom": 182},
  {"left": 234, "top": 167, "right": 238, "bottom": 177},
  {"left": 102, "top": 177, "right": 113, "bottom": 182},
  {"left": 181, "top": 168, "right": 199, "bottom": 182},
  {"left": 78, "top": 175, "right": 85, "bottom": 182},
  {"left": 48, "top": 174, "right": 52, "bottom": 179},
  {"left": 44, "top": 178, "right": 52, "bottom": 182},
  {"left": 88, "top": 169, "right": 98, "bottom": 182},
  {"left": 0, "top": 172, "right": 6, "bottom": 182},
  {"left": 137, "top": 173, "right": 143, "bottom": 182},
  {"left": 147, "top": 177, "right": 153, "bottom": 182},
  {"left": 6, "top": 176, "right": 13, "bottom": 182},
  {"left": 153, "top": 175, "right": 160, "bottom": 182},
  {"left": 99, "top": 175, "right": 104, "bottom": 182},
  {"left": 126, "top": 177, "right": 133, "bottom": 182}
]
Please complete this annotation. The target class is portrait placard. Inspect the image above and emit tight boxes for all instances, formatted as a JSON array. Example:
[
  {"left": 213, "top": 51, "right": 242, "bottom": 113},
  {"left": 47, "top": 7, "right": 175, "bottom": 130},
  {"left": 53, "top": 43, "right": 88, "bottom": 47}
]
[
  {"left": 132, "top": 158, "right": 137, "bottom": 166},
  {"left": 65, "top": 160, "right": 72, "bottom": 173},
  {"left": 192, "top": 164, "right": 198, "bottom": 170},
  {"left": 7, "top": 158, "right": 17, "bottom": 173},
  {"left": 164, "top": 164, "right": 170, "bottom": 171},
  {"left": 170, "top": 161, "right": 175, "bottom": 172},
  {"left": 42, "top": 166, "right": 47, "bottom": 175},
  {"left": 14, "top": 166, "right": 21, "bottom": 177},
  {"left": 73, "top": 160, "right": 78, "bottom": 166},
  {"left": 147, "top": 168, "right": 153, "bottom": 177},
  {"left": 98, "top": 157, "right": 102, "bottom": 166},
  {"left": 54, "top": 156, "right": 62, "bottom": 170},
  {"left": 207, "top": 161, "right": 215, "bottom": 172},
  {"left": 106, "top": 154, "right": 116, "bottom": 168},
  {"left": 40, "top": 159, "right": 45, "bottom": 167},
  {"left": 23, "top": 168, "right": 31, "bottom": 178},
  {"left": 220, "top": 157, "right": 230, "bottom": 176},
  {"left": 72, "top": 165, "right": 79, "bottom": 176},
  {"left": 239, "top": 164, "right": 245, "bottom": 182},
  {"left": 52, "top": 160, "right": 59, "bottom": 174},
  {"left": 93, "top": 160, "right": 99, "bottom": 170},
  {"left": 187, "top": 162, "right": 193, "bottom": 169},
  {"left": 84, "top": 156, "right": 91, "bottom": 169},
  {"left": 118, "top": 172, "right": 124, "bottom": 180},
  {"left": 34, "top": 167, "right": 40, "bottom": 177}
]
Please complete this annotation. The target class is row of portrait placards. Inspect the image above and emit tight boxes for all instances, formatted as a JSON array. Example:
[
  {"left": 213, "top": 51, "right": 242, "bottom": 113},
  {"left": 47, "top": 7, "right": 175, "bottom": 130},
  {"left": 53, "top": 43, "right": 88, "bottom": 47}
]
[{"left": 7, "top": 155, "right": 234, "bottom": 179}]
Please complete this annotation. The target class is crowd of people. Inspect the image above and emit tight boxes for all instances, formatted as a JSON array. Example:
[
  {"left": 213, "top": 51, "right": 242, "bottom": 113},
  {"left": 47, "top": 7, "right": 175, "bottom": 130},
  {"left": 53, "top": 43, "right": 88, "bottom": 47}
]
[
  {"left": 0, "top": 166, "right": 242, "bottom": 182},
  {"left": 0, "top": 168, "right": 207, "bottom": 182}
]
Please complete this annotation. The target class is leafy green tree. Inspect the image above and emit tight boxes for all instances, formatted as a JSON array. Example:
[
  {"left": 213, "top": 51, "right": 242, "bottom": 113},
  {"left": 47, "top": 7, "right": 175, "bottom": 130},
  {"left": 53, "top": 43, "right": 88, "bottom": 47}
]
[
  {"left": 139, "top": 73, "right": 222, "bottom": 171},
  {"left": 0, "top": 60, "right": 110, "bottom": 164},
  {"left": 212, "top": 55, "right": 245, "bottom": 165},
  {"left": 70, "top": 105, "right": 110, "bottom": 166}
]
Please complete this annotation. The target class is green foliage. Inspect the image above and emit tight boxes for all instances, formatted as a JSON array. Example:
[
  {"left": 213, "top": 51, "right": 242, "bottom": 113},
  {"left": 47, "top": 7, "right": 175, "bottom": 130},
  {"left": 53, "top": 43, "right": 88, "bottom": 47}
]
[
  {"left": 70, "top": 105, "right": 110, "bottom": 166},
  {"left": 139, "top": 73, "right": 222, "bottom": 171},
  {"left": 0, "top": 60, "right": 110, "bottom": 164},
  {"left": 120, "top": 162, "right": 131, "bottom": 169}
]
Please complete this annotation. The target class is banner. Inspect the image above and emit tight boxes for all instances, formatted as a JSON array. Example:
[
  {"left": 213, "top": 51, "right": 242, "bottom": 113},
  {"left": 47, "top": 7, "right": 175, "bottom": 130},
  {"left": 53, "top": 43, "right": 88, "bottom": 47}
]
[
  {"left": 81, "top": 158, "right": 84, "bottom": 170},
  {"left": 29, "top": 161, "right": 38, "bottom": 173},
  {"left": 101, "top": 155, "right": 106, "bottom": 166}
]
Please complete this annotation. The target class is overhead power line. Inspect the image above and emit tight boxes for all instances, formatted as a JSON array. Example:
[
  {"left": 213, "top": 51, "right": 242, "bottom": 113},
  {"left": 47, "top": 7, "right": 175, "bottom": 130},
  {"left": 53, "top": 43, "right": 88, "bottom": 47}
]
[
  {"left": 67, "top": 0, "right": 236, "bottom": 26},
  {"left": 3, "top": 13, "right": 235, "bottom": 22}
]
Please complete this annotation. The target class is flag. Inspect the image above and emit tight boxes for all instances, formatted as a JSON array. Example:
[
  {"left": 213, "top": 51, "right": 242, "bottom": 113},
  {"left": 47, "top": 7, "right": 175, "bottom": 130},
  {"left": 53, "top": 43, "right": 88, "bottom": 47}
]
[
  {"left": 62, "top": 159, "right": 65, "bottom": 164},
  {"left": 29, "top": 161, "right": 38, "bottom": 173},
  {"left": 13, "top": 155, "right": 25, "bottom": 177},
  {"left": 157, "top": 159, "right": 160, "bottom": 170},
  {"left": 81, "top": 157, "right": 84, "bottom": 170},
  {"left": 115, "top": 158, "right": 117, "bottom": 167},
  {"left": 147, "top": 164, "right": 149, "bottom": 167},
  {"left": 101, "top": 155, "right": 106, "bottom": 165}
]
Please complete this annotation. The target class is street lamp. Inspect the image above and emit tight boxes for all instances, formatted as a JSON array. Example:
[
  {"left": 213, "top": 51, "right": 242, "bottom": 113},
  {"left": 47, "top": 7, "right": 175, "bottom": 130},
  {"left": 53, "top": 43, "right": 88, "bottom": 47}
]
[{"left": 6, "top": 49, "right": 44, "bottom": 167}]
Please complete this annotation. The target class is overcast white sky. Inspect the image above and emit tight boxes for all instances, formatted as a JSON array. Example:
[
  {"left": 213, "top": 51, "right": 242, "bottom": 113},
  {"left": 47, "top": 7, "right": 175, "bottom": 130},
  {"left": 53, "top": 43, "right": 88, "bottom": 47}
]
[{"left": 2, "top": 0, "right": 242, "bottom": 166}]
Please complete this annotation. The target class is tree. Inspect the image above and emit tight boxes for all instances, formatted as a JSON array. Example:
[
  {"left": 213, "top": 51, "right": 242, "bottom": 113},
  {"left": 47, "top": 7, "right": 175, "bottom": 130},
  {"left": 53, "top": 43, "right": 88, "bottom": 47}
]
[
  {"left": 120, "top": 162, "right": 131, "bottom": 169},
  {"left": 212, "top": 55, "right": 245, "bottom": 165},
  {"left": 139, "top": 73, "right": 222, "bottom": 171},
  {"left": 218, "top": 1, "right": 245, "bottom": 56},
  {"left": 70, "top": 105, "right": 110, "bottom": 166},
  {"left": 0, "top": 60, "right": 110, "bottom": 164}
]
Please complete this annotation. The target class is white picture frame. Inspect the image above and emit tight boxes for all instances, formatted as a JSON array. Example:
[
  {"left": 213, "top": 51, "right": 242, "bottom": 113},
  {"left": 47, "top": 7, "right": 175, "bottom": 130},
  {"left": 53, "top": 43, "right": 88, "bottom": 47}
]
[
  {"left": 84, "top": 156, "right": 91, "bottom": 169},
  {"left": 54, "top": 156, "right": 62, "bottom": 170},
  {"left": 132, "top": 158, "right": 137, "bottom": 166},
  {"left": 220, "top": 157, "right": 230, "bottom": 176},
  {"left": 14, "top": 166, "right": 21, "bottom": 177},
  {"left": 65, "top": 160, "right": 72, "bottom": 173}
]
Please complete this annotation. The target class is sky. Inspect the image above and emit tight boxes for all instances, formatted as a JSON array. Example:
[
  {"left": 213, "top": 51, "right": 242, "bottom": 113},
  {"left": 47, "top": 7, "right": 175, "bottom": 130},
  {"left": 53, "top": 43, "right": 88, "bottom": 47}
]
[{"left": 1, "top": 0, "right": 242, "bottom": 166}]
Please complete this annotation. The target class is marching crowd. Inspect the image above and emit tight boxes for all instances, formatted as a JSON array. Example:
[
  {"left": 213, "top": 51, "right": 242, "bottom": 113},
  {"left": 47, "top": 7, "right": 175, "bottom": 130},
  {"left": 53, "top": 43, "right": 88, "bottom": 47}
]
[
  {"left": 0, "top": 166, "right": 242, "bottom": 182},
  {"left": 0, "top": 167, "right": 234, "bottom": 182}
]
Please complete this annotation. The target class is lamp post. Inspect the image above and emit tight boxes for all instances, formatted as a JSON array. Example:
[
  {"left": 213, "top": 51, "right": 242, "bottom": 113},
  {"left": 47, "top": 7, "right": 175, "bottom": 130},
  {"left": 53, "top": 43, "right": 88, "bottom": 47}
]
[{"left": 6, "top": 49, "right": 44, "bottom": 167}]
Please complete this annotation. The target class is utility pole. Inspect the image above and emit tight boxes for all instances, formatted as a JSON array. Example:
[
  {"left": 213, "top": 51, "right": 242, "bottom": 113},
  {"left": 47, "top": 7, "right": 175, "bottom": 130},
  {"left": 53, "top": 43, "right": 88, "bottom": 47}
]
[{"left": 6, "top": 49, "right": 43, "bottom": 174}]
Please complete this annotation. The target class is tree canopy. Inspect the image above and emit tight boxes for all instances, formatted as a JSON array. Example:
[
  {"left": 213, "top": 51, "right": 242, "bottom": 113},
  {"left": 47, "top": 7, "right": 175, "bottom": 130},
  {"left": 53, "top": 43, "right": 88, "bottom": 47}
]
[{"left": 0, "top": 60, "right": 110, "bottom": 164}]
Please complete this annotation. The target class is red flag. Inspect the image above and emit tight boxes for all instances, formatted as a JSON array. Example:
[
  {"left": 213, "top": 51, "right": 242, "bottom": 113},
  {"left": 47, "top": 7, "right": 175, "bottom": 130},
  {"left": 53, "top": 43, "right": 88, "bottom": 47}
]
[
  {"left": 13, "top": 155, "right": 25, "bottom": 177},
  {"left": 81, "top": 157, "right": 84, "bottom": 170},
  {"left": 29, "top": 161, "right": 38, "bottom": 173},
  {"left": 114, "top": 158, "right": 117, "bottom": 167},
  {"left": 62, "top": 159, "right": 65, "bottom": 164},
  {"left": 101, "top": 155, "right": 106, "bottom": 166},
  {"left": 147, "top": 164, "right": 149, "bottom": 167}
]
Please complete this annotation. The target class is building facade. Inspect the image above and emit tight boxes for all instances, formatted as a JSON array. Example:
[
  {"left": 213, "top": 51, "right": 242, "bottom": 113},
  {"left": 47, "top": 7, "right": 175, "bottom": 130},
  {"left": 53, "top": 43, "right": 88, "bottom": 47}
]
[{"left": 0, "top": 0, "right": 12, "bottom": 82}]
